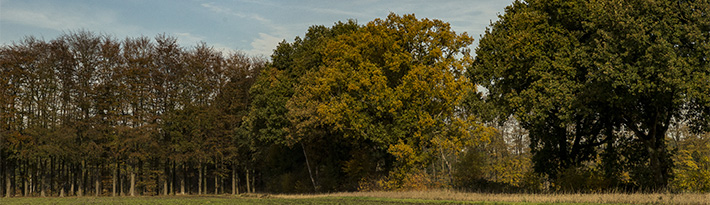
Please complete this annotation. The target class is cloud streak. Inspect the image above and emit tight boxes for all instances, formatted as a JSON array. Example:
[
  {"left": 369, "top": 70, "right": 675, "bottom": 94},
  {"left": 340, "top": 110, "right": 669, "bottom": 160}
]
[
  {"left": 200, "top": 2, "right": 288, "bottom": 57},
  {"left": 2, "top": 0, "right": 515, "bottom": 57},
  {"left": 0, "top": 1, "right": 145, "bottom": 42},
  {"left": 248, "top": 33, "right": 282, "bottom": 57},
  {"left": 201, "top": 2, "right": 270, "bottom": 24}
]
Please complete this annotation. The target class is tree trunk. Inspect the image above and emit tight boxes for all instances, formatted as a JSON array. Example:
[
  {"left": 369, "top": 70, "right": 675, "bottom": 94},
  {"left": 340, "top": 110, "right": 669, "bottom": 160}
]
[
  {"left": 78, "top": 161, "right": 84, "bottom": 197},
  {"left": 163, "top": 177, "right": 168, "bottom": 196},
  {"left": 644, "top": 132, "right": 671, "bottom": 190},
  {"left": 198, "top": 163, "right": 202, "bottom": 195},
  {"left": 214, "top": 163, "right": 219, "bottom": 195},
  {"left": 130, "top": 165, "right": 136, "bottom": 197},
  {"left": 41, "top": 159, "right": 46, "bottom": 197},
  {"left": 245, "top": 167, "right": 250, "bottom": 193},
  {"left": 171, "top": 162, "right": 176, "bottom": 195},
  {"left": 112, "top": 161, "right": 117, "bottom": 197},
  {"left": 70, "top": 164, "right": 75, "bottom": 196},
  {"left": 49, "top": 158, "right": 54, "bottom": 197},
  {"left": 4, "top": 163, "right": 10, "bottom": 198},
  {"left": 203, "top": 165, "right": 207, "bottom": 194},
  {"left": 27, "top": 161, "right": 32, "bottom": 196},
  {"left": 23, "top": 161, "right": 28, "bottom": 197},
  {"left": 59, "top": 161, "right": 65, "bottom": 197},
  {"left": 232, "top": 164, "right": 237, "bottom": 195},
  {"left": 95, "top": 166, "right": 100, "bottom": 197},
  {"left": 119, "top": 164, "right": 125, "bottom": 196},
  {"left": 180, "top": 163, "right": 185, "bottom": 195},
  {"left": 301, "top": 142, "right": 317, "bottom": 192},
  {"left": 162, "top": 160, "right": 168, "bottom": 196},
  {"left": 0, "top": 152, "right": 3, "bottom": 197}
]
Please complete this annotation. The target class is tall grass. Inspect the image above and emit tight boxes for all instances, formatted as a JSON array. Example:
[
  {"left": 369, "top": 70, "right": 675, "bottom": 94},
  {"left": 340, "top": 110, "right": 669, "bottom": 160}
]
[{"left": 276, "top": 190, "right": 709, "bottom": 204}]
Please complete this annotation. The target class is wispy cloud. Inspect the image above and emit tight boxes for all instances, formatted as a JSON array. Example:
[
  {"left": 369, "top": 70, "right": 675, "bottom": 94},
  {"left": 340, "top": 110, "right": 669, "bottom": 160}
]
[
  {"left": 0, "top": 3, "right": 142, "bottom": 38},
  {"left": 307, "top": 7, "right": 371, "bottom": 19},
  {"left": 201, "top": 2, "right": 270, "bottom": 24},
  {"left": 248, "top": 33, "right": 282, "bottom": 57},
  {"left": 174, "top": 32, "right": 205, "bottom": 47},
  {"left": 200, "top": 2, "right": 288, "bottom": 57},
  {"left": 2, "top": 0, "right": 514, "bottom": 58}
]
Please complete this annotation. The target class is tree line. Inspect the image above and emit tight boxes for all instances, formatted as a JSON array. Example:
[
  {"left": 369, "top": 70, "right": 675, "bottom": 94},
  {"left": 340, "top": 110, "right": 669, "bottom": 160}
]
[
  {"left": 1, "top": 0, "right": 710, "bottom": 197},
  {"left": 1, "top": 32, "right": 266, "bottom": 196}
]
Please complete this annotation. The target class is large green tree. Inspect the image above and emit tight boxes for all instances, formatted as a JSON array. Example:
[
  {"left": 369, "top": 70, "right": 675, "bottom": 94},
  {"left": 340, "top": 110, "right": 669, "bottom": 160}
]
[
  {"left": 472, "top": 0, "right": 710, "bottom": 190},
  {"left": 241, "top": 21, "right": 361, "bottom": 192},
  {"left": 289, "top": 13, "right": 489, "bottom": 190}
]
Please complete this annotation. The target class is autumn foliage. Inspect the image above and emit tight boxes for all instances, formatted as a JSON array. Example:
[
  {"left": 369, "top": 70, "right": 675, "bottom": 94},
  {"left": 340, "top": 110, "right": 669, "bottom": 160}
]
[{"left": 1, "top": 3, "right": 709, "bottom": 197}]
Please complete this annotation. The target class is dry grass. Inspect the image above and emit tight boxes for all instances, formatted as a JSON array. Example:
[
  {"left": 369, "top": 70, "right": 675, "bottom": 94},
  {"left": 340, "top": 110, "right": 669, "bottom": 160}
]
[{"left": 274, "top": 190, "right": 710, "bottom": 204}]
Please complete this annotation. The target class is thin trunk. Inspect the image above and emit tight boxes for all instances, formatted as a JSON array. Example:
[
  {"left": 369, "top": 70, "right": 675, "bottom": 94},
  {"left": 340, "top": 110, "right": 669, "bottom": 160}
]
[
  {"left": 12, "top": 162, "right": 17, "bottom": 197},
  {"left": 231, "top": 164, "right": 237, "bottom": 195},
  {"left": 10, "top": 162, "right": 16, "bottom": 198},
  {"left": 440, "top": 147, "right": 453, "bottom": 184},
  {"left": 41, "top": 159, "right": 46, "bottom": 197},
  {"left": 163, "top": 176, "right": 168, "bottom": 196},
  {"left": 245, "top": 167, "right": 250, "bottom": 194},
  {"left": 180, "top": 163, "right": 185, "bottom": 195},
  {"left": 214, "top": 163, "right": 219, "bottom": 195},
  {"left": 0, "top": 151, "right": 3, "bottom": 197},
  {"left": 203, "top": 165, "right": 207, "bottom": 195},
  {"left": 119, "top": 163, "right": 125, "bottom": 196},
  {"left": 23, "top": 161, "right": 28, "bottom": 197},
  {"left": 50, "top": 158, "right": 55, "bottom": 197},
  {"left": 78, "top": 161, "right": 84, "bottom": 197},
  {"left": 198, "top": 163, "right": 202, "bottom": 195},
  {"left": 112, "top": 161, "right": 117, "bottom": 197},
  {"left": 130, "top": 165, "right": 135, "bottom": 197},
  {"left": 59, "top": 161, "right": 65, "bottom": 197},
  {"left": 171, "top": 162, "right": 176, "bottom": 195},
  {"left": 163, "top": 160, "right": 169, "bottom": 196},
  {"left": 95, "top": 164, "right": 100, "bottom": 196},
  {"left": 27, "top": 161, "right": 32, "bottom": 196},
  {"left": 301, "top": 142, "right": 317, "bottom": 192},
  {"left": 70, "top": 164, "right": 75, "bottom": 196},
  {"left": 4, "top": 162, "right": 10, "bottom": 198}
]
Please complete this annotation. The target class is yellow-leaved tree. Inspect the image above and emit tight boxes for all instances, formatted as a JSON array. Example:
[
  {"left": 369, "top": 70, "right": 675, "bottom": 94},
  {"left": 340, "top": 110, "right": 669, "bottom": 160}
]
[{"left": 287, "top": 13, "right": 493, "bottom": 190}]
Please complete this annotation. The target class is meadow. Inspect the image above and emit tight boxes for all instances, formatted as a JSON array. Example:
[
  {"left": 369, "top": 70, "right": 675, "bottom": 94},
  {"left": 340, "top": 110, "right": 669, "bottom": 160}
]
[{"left": 1, "top": 190, "right": 708, "bottom": 204}]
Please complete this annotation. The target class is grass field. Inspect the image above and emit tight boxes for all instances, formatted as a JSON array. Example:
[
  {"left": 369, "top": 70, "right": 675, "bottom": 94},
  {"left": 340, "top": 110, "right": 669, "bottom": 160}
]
[{"left": 1, "top": 190, "right": 708, "bottom": 204}]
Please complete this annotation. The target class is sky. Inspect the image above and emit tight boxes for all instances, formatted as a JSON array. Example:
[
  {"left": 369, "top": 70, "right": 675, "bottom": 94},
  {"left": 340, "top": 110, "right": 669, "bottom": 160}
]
[{"left": 0, "top": 0, "right": 515, "bottom": 57}]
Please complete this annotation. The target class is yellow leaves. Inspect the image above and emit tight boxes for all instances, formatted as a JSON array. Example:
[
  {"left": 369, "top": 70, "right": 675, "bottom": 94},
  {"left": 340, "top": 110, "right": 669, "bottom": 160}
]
[
  {"left": 388, "top": 140, "right": 417, "bottom": 166},
  {"left": 417, "top": 113, "right": 436, "bottom": 129},
  {"left": 286, "top": 13, "right": 494, "bottom": 190},
  {"left": 671, "top": 135, "right": 710, "bottom": 192},
  {"left": 378, "top": 140, "right": 437, "bottom": 191}
]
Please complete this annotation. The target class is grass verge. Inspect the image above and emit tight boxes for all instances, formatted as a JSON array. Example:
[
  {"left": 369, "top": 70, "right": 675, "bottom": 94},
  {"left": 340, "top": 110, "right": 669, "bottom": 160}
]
[
  {"left": 1, "top": 191, "right": 708, "bottom": 204},
  {"left": 275, "top": 190, "right": 710, "bottom": 204}
]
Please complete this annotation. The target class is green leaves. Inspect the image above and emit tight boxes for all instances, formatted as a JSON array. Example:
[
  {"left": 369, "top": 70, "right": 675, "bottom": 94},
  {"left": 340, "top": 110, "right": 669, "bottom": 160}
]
[{"left": 473, "top": 0, "right": 710, "bottom": 190}]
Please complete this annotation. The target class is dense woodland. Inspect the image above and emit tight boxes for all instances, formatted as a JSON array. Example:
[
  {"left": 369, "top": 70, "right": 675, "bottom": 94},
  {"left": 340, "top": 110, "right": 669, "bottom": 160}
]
[{"left": 1, "top": 0, "right": 709, "bottom": 197}]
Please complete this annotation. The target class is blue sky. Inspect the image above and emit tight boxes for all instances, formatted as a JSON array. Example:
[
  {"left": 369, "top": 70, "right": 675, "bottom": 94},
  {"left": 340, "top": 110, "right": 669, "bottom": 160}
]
[{"left": 0, "top": 0, "right": 515, "bottom": 57}]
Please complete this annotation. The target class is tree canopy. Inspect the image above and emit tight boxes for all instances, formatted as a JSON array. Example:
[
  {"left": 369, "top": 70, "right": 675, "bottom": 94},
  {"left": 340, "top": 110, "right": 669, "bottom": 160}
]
[
  {"left": 2, "top": 4, "right": 709, "bottom": 196},
  {"left": 471, "top": 0, "right": 710, "bottom": 190}
]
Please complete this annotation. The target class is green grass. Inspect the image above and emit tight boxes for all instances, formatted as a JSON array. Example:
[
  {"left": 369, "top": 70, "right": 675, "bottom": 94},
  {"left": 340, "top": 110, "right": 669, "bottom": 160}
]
[
  {"left": 2, "top": 191, "right": 708, "bottom": 205},
  {"left": 0, "top": 195, "right": 545, "bottom": 205}
]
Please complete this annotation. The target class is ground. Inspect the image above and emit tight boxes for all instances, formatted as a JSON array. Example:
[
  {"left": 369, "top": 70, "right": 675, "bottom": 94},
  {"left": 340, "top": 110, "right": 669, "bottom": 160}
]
[{"left": 1, "top": 190, "right": 708, "bottom": 204}]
